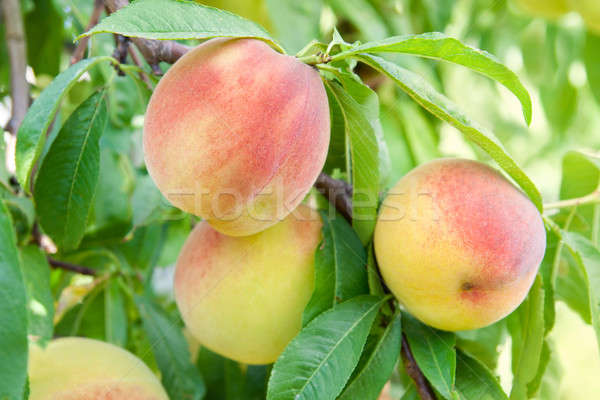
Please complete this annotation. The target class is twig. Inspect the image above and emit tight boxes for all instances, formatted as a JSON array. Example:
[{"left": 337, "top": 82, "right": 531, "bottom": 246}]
[
  {"left": 103, "top": 0, "right": 190, "bottom": 73},
  {"left": 47, "top": 257, "right": 98, "bottom": 276},
  {"left": 543, "top": 190, "right": 600, "bottom": 211},
  {"left": 2, "top": 0, "right": 29, "bottom": 135},
  {"left": 70, "top": 0, "right": 105, "bottom": 65},
  {"left": 315, "top": 172, "right": 436, "bottom": 400},
  {"left": 127, "top": 47, "right": 154, "bottom": 90},
  {"left": 314, "top": 172, "right": 353, "bottom": 221},
  {"left": 402, "top": 335, "right": 436, "bottom": 400},
  {"left": 112, "top": 34, "right": 130, "bottom": 75}
]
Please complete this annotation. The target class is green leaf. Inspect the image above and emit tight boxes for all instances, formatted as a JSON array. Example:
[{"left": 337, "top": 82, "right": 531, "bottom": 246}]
[
  {"left": 455, "top": 350, "right": 508, "bottom": 400},
  {"left": 508, "top": 274, "right": 545, "bottom": 400},
  {"left": 326, "top": 81, "right": 380, "bottom": 243},
  {"left": 327, "top": 0, "right": 389, "bottom": 41},
  {"left": 34, "top": 90, "right": 108, "bottom": 251},
  {"left": 539, "top": 229, "right": 560, "bottom": 334},
  {"left": 302, "top": 211, "right": 369, "bottom": 325},
  {"left": 0, "top": 201, "right": 28, "bottom": 400},
  {"left": 560, "top": 232, "right": 600, "bottom": 353},
  {"left": 557, "top": 150, "right": 600, "bottom": 238},
  {"left": 131, "top": 174, "right": 168, "bottom": 228},
  {"left": 82, "top": 0, "right": 283, "bottom": 52},
  {"left": 400, "top": 384, "right": 419, "bottom": 400},
  {"left": 135, "top": 296, "right": 206, "bottom": 400},
  {"left": 24, "top": 0, "right": 63, "bottom": 77},
  {"left": 338, "top": 311, "right": 402, "bottom": 400},
  {"left": 19, "top": 246, "right": 54, "bottom": 344},
  {"left": 322, "top": 84, "right": 347, "bottom": 174},
  {"left": 266, "top": 0, "right": 322, "bottom": 54},
  {"left": 15, "top": 56, "right": 114, "bottom": 192},
  {"left": 357, "top": 54, "right": 543, "bottom": 211},
  {"left": 403, "top": 313, "right": 458, "bottom": 400},
  {"left": 556, "top": 249, "right": 591, "bottom": 323},
  {"left": 456, "top": 321, "right": 505, "bottom": 371},
  {"left": 366, "top": 244, "right": 385, "bottom": 296},
  {"left": 584, "top": 32, "right": 600, "bottom": 105},
  {"left": 527, "top": 340, "right": 551, "bottom": 398},
  {"left": 267, "top": 295, "right": 383, "bottom": 400},
  {"left": 104, "top": 279, "right": 127, "bottom": 347},
  {"left": 333, "top": 32, "right": 532, "bottom": 124},
  {"left": 540, "top": 74, "right": 577, "bottom": 134},
  {"left": 333, "top": 70, "right": 391, "bottom": 187}
]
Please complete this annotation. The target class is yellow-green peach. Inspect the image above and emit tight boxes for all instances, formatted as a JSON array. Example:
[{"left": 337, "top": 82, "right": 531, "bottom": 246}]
[
  {"left": 174, "top": 204, "right": 321, "bottom": 364},
  {"left": 570, "top": 0, "right": 600, "bottom": 33},
  {"left": 374, "top": 159, "right": 546, "bottom": 331},
  {"left": 512, "top": 0, "right": 570, "bottom": 18},
  {"left": 143, "top": 38, "right": 330, "bottom": 236},
  {"left": 28, "top": 337, "right": 168, "bottom": 400}
]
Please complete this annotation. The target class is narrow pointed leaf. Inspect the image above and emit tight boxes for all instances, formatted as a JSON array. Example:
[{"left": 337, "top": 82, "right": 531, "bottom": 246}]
[
  {"left": 267, "top": 296, "right": 383, "bottom": 400},
  {"left": 15, "top": 57, "right": 113, "bottom": 191},
  {"left": 0, "top": 201, "right": 28, "bottom": 399},
  {"left": 403, "top": 313, "right": 458, "bottom": 400},
  {"left": 334, "top": 33, "right": 531, "bottom": 124},
  {"left": 303, "top": 211, "right": 369, "bottom": 325},
  {"left": 34, "top": 91, "right": 108, "bottom": 251},
  {"left": 455, "top": 350, "right": 508, "bottom": 400},
  {"left": 338, "top": 311, "right": 402, "bottom": 400},
  {"left": 357, "top": 54, "right": 542, "bottom": 211},
  {"left": 135, "top": 296, "right": 206, "bottom": 400},
  {"left": 19, "top": 246, "right": 54, "bottom": 344}
]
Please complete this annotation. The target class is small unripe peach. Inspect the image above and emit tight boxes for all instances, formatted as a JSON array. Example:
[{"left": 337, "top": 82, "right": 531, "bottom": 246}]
[
  {"left": 28, "top": 337, "right": 168, "bottom": 399},
  {"left": 174, "top": 204, "right": 321, "bottom": 364},
  {"left": 144, "top": 38, "right": 330, "bottom": 236},
  {"left": 374, "top": 159, "right": 546, "bottom": 331}
]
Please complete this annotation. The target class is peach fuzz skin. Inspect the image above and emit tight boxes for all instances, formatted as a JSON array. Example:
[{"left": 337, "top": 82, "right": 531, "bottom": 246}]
[
  {"left": 143, "top": 38, "right": 330, "bottom": 236},
  {"left": 174, "top": 204, "right": 322, "bottom": 364},
  {"left": 374, "top": 159, "right": 546, "bottom": 331},
  {"left": 28, "top": 337, "right": 168, "bottom": 400}
]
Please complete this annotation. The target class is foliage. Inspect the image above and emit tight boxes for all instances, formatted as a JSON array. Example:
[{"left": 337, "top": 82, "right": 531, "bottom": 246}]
[{"left": 2, "top": 0, "right": 600, "bottom": 399}]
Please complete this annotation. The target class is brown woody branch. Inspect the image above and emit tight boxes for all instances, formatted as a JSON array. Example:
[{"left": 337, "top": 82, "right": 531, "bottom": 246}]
[
  {"left": 71, "top": 0, "right": 105, "bottom": 65},
  {"left": 402, "top": 336, "right": 436, "bottom": 400},
  {"left": 48, "top": 257, "right": 98, "bottom": 276},
  {"left": 314, "top": 172, "right": 353, "bottom": 221},
  {"left": 2, "top": 0, "right": 29, "bottom": 135},
  {"left": 103, "top": 0, "right": 190, "bottom": 74}
]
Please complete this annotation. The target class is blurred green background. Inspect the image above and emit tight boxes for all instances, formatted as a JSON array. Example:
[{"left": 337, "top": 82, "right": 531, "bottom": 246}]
[{"left": 1, "top": 0, "right": 599, "bottom": 398}]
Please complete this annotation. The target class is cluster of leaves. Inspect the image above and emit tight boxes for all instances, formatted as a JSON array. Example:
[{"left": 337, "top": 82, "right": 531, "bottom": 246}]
[{"left": 1, "top": 0, "right": 600, "bottom": 400}]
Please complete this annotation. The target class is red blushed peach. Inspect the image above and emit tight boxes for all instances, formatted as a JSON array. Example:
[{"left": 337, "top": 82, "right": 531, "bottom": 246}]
[
  {"left": 374, "top": 159, "right": 546, "bottom": 331},
  {"left": 174, "top": 204, "right": 321, "bottom": 364},
  {"left": 28, "top": 337, "right": 168, "bottom": 400},
  {"left": 143, "top": 38, "right": 330, "bottom": 236}
]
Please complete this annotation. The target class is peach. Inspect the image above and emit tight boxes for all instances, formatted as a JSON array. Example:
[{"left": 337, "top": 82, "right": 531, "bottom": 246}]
[
  {"left": 512, "top": 0, "right": 570, "bottom": 18},
  {"left": 374, "top": 159, "right": 546, "bottom": 331},
  {"left": 174, "top": 204, "right": 321, "bottom": 364},
  {"left": 143, "top": 38, "right": 330, "bottom": 236},
  {"left": 28, "top": 337, "right": 168, "bottom": 400}
]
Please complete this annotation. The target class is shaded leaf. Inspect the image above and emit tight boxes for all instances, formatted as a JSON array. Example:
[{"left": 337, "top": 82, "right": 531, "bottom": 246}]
[
  {"left": 0, "top": 201, "right": 28, "bottom": 399},
  {"left": 266, "top": 0, "right": 322, "bottom": 54},
  {"left": 302, "top": 211, "right": 369, "bottom": 325},
  {"left": 338, "top": 311, "right": 402, "bottom": 400},
  {"left": 19, "top": 246, "right": 54, "bottom": 344},
  {"left": 104, "top": 279, "right": 127, "bottom": 346},
  {"left": 135, "top": 296, "right": 205, "bottom": 400},
  {"left": 455, "top": 350, "right": 508, "bottom": 400}
]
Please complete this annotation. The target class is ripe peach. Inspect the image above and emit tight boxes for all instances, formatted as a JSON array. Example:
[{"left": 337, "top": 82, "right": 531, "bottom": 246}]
[
  {"left": 374, "top": 159, "right": 546, "bottom": 331},
  {"left": 143, "top": 38, "right": 330, "bottom": 236},
  {"left": 512, "top": 0, "right": 570, "bottom": 18},
  {"left": 174, "top": 204, "right": 321, "bottom": 364},
  {"left": 28, "top": 337, "right": 168, "bottom": 400}
]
